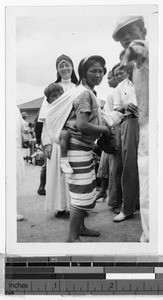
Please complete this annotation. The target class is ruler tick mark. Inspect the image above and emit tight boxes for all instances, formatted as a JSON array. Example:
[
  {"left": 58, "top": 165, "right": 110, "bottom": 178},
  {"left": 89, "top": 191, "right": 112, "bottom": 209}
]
[{"left": 5, "top": 256, "right": 163, "bottom": 295}]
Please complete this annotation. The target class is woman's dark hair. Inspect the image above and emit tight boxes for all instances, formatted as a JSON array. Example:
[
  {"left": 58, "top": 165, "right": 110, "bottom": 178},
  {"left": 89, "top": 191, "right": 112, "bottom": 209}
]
[
  {"left": 55, "top": 70, "right": 78, "bottom": 85},
  {"left": 77, "top": 56, "right": 107, "bottom": 85}
]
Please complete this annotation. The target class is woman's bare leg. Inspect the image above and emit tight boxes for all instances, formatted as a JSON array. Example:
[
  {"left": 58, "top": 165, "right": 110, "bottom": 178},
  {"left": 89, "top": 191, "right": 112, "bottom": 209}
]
[
  {"left": 66, "top": 207, "right": 84, "bottom": 242},
  {"left": 79, "top": 212, "right": 100, "bottom": 237}
]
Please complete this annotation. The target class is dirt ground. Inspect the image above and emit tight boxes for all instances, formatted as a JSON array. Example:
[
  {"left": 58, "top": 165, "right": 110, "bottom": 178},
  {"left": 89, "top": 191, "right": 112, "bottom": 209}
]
[{"left": 17, "top": 164, "right": 142, "bottom": 243}]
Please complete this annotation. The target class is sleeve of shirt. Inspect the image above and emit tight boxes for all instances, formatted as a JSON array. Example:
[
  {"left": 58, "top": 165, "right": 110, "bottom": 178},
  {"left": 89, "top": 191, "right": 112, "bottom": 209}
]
[
  {"left": 73, "top": 90, "right": 91, "bottom": 115},
  {"left": 38, "top": 97, "right": 49, "bottom": 122},
  {"left": 41, "top": 120, "right": 51, "bottom": 146},
  {"left": 130, "top": 40, "right": 149, "bottom": 71},
  {"left": 112, "top": 85, "right": 123, "bottom": 110},
  {"left": 131, "top": 85, "right": 138, "bottom": 106}
]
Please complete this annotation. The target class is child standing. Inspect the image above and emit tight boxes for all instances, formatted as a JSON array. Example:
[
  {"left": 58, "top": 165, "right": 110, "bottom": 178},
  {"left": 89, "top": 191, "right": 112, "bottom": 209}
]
[{"left": 44, "top": 82, "right": 74, "bottom": 174}]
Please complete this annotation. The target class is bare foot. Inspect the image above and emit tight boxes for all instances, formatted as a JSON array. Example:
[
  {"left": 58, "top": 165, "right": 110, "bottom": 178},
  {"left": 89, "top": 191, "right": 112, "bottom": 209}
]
[
  {"left": 79, "top": 227, "right": 100, "bottom": 237},
  {"left": 66, "top": 237, "right": 81, "bottom": 243}
]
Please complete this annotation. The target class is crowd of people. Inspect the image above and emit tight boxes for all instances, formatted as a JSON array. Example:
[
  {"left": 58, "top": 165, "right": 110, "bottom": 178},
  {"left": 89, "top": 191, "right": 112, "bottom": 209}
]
[{"left": 17, "top": 16, "right": 149, "bottom": 243}]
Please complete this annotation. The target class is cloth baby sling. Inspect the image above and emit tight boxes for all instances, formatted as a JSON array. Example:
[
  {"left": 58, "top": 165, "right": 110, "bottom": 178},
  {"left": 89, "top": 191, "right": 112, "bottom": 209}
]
[
  {"left": 46, "top": 85, "right": 94, "bottom": 144},
  {"left": 45, "top": 84, "right": 123, "bottom": 144}
]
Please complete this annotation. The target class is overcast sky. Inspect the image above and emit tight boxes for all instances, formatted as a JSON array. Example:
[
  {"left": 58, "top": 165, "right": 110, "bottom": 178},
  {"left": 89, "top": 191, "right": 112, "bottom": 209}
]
[{"left": 6, "top": 5, "right": 153, "bottom": 104}]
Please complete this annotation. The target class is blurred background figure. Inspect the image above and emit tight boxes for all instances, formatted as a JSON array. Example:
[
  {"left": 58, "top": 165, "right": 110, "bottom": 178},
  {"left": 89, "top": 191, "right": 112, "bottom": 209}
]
[
  {"left": 34, "top": 115, "right": 46, "bottom": 194},
  {"left": 17, "top": 108, "right": 26, "bottom": 221},
  {"left": 28, "top": 122, "right": 35, "bottom": 139},
  {"left": 21, "top": 112, "right": 31, "bottom": 165},
  {"left": 21, "top": 111, "right": 28, "bottom": 123}
]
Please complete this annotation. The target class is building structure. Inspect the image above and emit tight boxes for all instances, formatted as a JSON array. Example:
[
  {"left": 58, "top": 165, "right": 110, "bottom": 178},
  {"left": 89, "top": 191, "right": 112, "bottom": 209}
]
[{"left": 18, "top": 97, "right": 44, "bottom": 123}]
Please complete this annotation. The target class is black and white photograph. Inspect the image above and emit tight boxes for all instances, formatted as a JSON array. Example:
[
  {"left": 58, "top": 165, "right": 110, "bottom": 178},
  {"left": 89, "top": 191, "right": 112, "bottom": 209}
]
[{"left": 4, "top": 2, "right": 159, "bottom": 256}]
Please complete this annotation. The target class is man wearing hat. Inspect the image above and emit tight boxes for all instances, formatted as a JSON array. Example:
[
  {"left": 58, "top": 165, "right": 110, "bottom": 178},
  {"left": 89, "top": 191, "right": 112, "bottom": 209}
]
[
  {"left": 21, "top": 111, "right": 27, "bottom": 119},
  {"left": 21, "top": 112, "right": 30, "bottom": 130},
  {"left": 21, "top": 111, "right": 30, "bottom": 133},
  {"left": 21, "top": 111, "right": 31, "bottom": 165},
  {"left": 112, "top": 16, "right": 149, "bottom": 242}
]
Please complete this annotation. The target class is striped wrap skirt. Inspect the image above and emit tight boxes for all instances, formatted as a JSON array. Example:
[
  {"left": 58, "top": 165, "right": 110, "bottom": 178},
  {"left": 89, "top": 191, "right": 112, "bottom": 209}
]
[{"left": 66, "top": 136, "right": 97, "bottom": 211}]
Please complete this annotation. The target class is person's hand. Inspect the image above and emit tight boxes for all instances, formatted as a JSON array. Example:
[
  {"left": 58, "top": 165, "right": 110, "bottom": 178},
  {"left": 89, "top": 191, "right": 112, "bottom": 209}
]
[
  {"left": 121, "top": 40, "right": 149, "bottom": 69},
  {"left": 44, "top": 144, "right": 52, "bottom": 159},
  {"left": 124, "top": 103, "right": 139, "bottom": 115},
  {"left": 103, "top": 125, "right": 111, "bottom": 136}
]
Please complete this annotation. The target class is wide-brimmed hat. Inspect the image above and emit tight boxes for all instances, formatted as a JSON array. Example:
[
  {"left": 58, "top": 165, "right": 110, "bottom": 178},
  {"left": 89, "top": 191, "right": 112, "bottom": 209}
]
[
  {"left": 112, "top": 16, "right": 144, "bottom": 41},
  {"left": 56, "top": 54, "right": 74, "bottom": 69}
]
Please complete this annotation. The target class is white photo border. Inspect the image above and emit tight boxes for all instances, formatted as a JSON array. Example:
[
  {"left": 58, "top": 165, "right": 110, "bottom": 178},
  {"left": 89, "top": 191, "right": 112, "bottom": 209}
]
[{"left": 5, "top": 2, "right": 159, "bottom": 256}]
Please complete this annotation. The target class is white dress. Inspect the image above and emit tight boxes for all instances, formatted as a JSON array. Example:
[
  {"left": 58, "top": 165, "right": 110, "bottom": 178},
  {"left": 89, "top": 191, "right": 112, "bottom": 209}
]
[{"left": 41, "top": 79, "right": 76, "bottom": 212}]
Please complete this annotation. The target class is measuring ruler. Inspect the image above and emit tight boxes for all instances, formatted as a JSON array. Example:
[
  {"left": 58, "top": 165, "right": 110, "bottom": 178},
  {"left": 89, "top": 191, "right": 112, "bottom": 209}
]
[{"left": 5, "top": 256, "right": 163, "bottom": 295}]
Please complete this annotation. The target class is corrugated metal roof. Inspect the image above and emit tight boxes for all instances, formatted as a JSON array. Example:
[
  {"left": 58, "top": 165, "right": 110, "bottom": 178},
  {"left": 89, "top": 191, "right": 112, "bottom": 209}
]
[{"left": 18, "top": 96, "right": 44, "bottom": 110}]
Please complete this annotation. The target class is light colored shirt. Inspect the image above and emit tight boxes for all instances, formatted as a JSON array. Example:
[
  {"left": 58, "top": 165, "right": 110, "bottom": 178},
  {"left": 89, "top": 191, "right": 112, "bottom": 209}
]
[
  {"left": 113, "top": 78, "right": 137, "bottom": 114},
  {"left": 95, "top": 78, "right": 110, "bottom": 103},
  {"left": 104, "top": 88, "right": 114, "bottom": 113}
]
